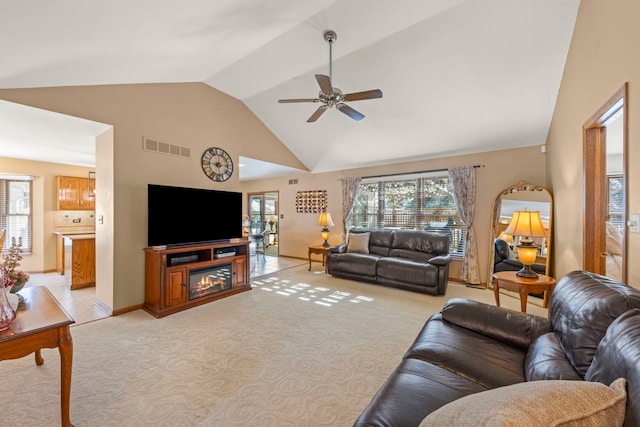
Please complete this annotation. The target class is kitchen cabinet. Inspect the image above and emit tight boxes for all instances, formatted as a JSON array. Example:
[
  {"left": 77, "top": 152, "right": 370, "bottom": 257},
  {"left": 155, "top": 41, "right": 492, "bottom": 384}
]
[
  {"left": 57, "top": 176, "right": 95, "bottom": 210},
  {"left": 63, "top": 234, "right": 96, "bottom": 289}
]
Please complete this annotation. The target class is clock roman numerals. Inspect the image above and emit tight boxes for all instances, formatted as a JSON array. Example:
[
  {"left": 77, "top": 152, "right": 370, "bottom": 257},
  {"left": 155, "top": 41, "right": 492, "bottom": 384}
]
[{"left": 201, "top": 147, "right": 233, "bottom": 182}]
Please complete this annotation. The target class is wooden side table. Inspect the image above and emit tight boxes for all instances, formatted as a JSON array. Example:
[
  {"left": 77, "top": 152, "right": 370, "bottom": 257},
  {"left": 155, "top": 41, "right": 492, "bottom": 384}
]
[
  {"left": 0, "top": 286, "right": 75, "bottom": 426},
  {"left": 492, "top": 271, "right": 556, "bottom": 313},
  {"left": 308, "top": 245, "right": 330, "bottom": 272}
]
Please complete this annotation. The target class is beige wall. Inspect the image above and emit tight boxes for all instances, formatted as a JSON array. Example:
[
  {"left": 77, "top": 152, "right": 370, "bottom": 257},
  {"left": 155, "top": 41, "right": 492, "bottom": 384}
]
[
  {"left": 0, "top": 83, "right": 306, "bottom": 311},
  {"left": 0, "top": 83, "right": 547, "bottom": 309},
  {"left": 0, "top": 157, "right": 93, "bottom": 272},
  {"left": 546, "top": 0, "right": 640, "bottom": 286},
  {"left": 242, "top": 145, "right": 547, "bottom": 285}
]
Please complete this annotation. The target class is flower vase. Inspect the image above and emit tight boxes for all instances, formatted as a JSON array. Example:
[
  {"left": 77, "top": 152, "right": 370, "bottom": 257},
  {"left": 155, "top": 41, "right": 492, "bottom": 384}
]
[{"left": 0, "top": 272, "right": 16, "bottom": 331}]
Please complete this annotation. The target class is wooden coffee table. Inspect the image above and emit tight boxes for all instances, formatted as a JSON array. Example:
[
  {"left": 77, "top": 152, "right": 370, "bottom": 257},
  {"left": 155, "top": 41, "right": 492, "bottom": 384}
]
[
  {"left": 492, "top": 271, "right": 556, "bottom": 313},
  {"left": 0, "top": 286, "right": 75, "bottom": 426}
]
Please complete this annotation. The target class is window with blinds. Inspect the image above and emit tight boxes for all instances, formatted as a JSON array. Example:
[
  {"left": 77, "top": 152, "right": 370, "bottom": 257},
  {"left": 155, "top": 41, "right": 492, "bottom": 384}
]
[
  {"left": 607, "top": 174, "right": 624, "bottom": 231},
  {"left": 349, "top": 172, "right": 466, "bottom": 254},
  {"left": 0, "top": 176, "right": 33, "bottom": 253}
]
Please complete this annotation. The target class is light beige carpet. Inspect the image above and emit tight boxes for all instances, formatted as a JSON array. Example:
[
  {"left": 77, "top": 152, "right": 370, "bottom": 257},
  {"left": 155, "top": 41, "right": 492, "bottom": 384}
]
[{"left": 0, "top": 266, "right": 547, "bottom": 426}]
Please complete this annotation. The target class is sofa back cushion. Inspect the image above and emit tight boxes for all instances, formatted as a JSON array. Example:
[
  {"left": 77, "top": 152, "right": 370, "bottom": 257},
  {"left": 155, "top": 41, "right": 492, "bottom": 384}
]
[
  {"left": 389, "top": 230, "right": 449, "bottom": 261},
  {"left": 549, "top": 270, "right": 640, "bottom": 376},
  {"left": 586, "top": 309, "right": 640, "bottom": 427},
  {"left": 349, "top": 228, "right": 393, "bottom": 256}
]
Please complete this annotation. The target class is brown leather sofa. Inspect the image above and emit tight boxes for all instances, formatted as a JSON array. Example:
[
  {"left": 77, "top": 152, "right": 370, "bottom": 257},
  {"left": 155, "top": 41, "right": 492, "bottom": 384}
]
[
  {"left": 354, "top": 270, "right": 640, "bottom": 426},
  {"left": 327, "top": 228, "right": 451, "bottom": 295}
]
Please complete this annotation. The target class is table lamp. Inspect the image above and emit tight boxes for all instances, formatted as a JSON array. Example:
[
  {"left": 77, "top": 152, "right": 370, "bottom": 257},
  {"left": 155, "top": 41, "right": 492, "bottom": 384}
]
[
  {"left": 317, "top": 212, "right": 334, "bottom": 247},
  {"left": 503, "top": 209, "right": 547, "bottom": 278}
]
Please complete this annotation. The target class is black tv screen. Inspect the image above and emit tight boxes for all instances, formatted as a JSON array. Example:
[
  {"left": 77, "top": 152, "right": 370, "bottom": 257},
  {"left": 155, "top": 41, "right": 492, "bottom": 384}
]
[{"left": 147, "top": 184, "right": 243, "bottom": 247}]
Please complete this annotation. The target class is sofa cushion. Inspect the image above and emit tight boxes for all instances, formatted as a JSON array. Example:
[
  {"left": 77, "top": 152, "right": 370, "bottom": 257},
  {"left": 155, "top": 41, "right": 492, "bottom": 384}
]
[
  {"left": 549, "top": 270, "right": 640, "bottom": 376},
  {"left": 420, "top": 378, "right": 627, "bottom": 427},
  {"left": 405, "top": 313, "right": 526, "bottom": 388},
  {"left": 376, "top": 258, "right": 439, "bottom": 287},
  {"left": 389, "top": 230, "right": 449, "bottom": 261},
  {"left": 350, "top": 228, "right": 393, "bottom": 256},
  {"left": 347, "top": 232, "right": 370, "bottom": 253},
  {"left": 525, "top": 332, "right": 583, "bottom": 381},
  {"left": 586, "top": 309, "right": 640, "bottom": 427},
  {"left": 327, "top": 253, "right": 380, "bottom": 277},
  {"left": 354, "top": 357, "right": 488, "bottom": 427}
]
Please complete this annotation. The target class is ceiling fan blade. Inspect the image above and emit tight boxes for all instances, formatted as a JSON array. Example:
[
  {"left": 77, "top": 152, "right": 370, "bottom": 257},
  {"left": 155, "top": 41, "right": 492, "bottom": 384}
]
[
  {"left": 343, "top": 89, "right": 383, "bottom": 102},
  {"left": 336, "top": 103, "right": 365, "bottom": 121},
  {"left": 307, "top": 105, "right": 328, "bottom": 123},
  {"left": 315, "top": 74, "right": 333, "bottom": 95},
  {"left": 278, "top": 98, "right": 320, "bottom": 103}
]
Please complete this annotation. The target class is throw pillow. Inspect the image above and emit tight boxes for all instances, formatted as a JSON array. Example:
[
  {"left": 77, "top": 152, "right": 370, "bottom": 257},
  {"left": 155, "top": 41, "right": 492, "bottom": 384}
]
[
  {"left": 347, "top": 232, "right": 370, "bottom": 254},
  {"left": 419, "top": 378, "right": 626, "bottom": 427}
]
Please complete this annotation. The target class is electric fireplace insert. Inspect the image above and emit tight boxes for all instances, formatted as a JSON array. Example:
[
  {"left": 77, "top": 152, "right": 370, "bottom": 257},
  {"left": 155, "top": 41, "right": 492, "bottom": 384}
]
[{"left": 189, "top": 264, "right": 232, "bottom": 300}]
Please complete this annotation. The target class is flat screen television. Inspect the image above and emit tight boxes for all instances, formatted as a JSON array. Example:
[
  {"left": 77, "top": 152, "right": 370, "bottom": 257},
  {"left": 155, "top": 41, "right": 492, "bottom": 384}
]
[{"left": 147, "top": 184, "right": 243, "bottom": 247}]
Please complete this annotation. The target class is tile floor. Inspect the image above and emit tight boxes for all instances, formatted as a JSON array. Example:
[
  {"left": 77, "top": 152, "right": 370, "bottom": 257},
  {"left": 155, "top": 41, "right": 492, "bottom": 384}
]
[{"left": 27, "top": 249, "right": 307, "bottom": 326}]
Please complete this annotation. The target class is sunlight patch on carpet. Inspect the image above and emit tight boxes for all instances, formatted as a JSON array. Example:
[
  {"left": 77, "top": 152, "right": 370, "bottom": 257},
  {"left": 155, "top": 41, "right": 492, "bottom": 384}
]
[{"left": 252, "top": 276, "right": 375, "bottom": 307}]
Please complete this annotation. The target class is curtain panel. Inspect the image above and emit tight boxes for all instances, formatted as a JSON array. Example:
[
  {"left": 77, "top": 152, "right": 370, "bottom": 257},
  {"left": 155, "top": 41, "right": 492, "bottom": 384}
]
[
  {"left": 449, "top": 166, "right": 480, "bottom": 284},
  {"left": 340, "top": 177, "right": 361, "bottom": 242}
]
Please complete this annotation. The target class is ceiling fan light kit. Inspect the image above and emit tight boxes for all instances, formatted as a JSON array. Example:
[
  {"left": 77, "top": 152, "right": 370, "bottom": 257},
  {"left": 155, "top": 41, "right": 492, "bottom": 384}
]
[{"left": 278, "top": 30, "right": 383, "bottom": 122}]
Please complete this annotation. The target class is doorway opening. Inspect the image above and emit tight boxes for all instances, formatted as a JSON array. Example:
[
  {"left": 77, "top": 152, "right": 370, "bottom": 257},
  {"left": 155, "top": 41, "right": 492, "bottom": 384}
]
[
  {"left": 248, "top": 191, "right": 279, "bottom": 258},
  {"left": 583, "top": 83, "right": 628, "bottom": 282}
]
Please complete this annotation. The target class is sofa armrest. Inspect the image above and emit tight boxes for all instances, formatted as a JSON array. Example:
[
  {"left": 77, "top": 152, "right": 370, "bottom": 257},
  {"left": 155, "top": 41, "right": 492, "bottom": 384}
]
[
  {"left": 441, "top": 298, "right": 552, "bottom": 350},
  {"left": 428, "top": 254, "right": 451, "bottom": 266},
  {"left": 329, "top": 244, "right": 347, "bottom": 254}
]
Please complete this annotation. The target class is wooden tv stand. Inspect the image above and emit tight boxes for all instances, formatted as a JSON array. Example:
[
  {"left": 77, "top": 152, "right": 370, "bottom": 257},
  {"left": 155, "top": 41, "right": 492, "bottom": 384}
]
[{"left": 143, "top": 240, "right": 251, "bottom": 318}]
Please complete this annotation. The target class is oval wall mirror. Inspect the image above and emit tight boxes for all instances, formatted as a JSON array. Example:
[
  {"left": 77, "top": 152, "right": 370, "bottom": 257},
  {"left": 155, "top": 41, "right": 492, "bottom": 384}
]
[{"left": 487, "top": 180, "right": 553, "bottom": 285}]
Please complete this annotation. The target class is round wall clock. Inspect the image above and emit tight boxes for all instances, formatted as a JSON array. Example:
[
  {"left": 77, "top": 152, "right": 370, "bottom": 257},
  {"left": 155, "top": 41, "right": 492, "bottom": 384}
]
[{"left": 201, "top": 147, "right": 233, "bottom": 182}]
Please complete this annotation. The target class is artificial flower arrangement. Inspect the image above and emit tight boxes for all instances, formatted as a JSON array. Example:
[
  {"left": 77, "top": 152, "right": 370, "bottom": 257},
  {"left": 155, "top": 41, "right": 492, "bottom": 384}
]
[{"left": 1, "top": 237, "right": 29, "bottom": 293}]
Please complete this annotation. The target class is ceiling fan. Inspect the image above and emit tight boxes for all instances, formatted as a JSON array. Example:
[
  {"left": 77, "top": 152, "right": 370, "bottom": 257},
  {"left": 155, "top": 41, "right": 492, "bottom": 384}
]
[{"left": 278, "top": 30, "right": 383, "bottom": 123}]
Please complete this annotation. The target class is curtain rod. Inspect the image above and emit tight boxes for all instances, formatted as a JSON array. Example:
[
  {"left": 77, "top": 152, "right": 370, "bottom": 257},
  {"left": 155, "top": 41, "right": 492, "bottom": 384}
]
[{"left": 359, "top": 164, "right": 484, "bottom": 180}]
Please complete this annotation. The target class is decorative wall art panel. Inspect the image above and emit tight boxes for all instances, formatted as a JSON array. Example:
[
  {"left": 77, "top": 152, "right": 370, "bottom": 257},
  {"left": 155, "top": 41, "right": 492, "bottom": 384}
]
[{"left": 296, "top": 190, "right": 327, "bottom": 213}]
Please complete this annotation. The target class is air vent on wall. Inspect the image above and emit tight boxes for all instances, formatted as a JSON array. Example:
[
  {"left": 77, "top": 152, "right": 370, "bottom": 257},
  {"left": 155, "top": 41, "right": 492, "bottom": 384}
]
[
  {"left": 289, "top": 179, "right": 298, "bottom": 185},
  {"left": 142, "top": 137, "right": 191, "bottom": 159}
]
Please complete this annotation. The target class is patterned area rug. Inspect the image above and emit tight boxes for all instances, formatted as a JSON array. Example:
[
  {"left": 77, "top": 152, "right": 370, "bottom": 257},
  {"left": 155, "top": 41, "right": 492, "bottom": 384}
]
[{"left": 0, "top": 266, "right": 546, "bottom": 426}]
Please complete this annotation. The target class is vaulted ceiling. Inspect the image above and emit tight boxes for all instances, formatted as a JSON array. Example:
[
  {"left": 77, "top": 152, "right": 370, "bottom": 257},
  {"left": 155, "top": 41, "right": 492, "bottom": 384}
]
[{"left": 0, "top": 0, "right": 580, "bottom": 178}]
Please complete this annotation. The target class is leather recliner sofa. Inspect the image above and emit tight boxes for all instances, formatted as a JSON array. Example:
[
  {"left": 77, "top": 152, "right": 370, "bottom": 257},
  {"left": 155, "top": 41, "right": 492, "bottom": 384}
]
[
  {"left": 327, "top": 228, "right": 451, "bottom": 295},
  {"left": 354, "top": 270, "right": 640, "bottom": 426}
]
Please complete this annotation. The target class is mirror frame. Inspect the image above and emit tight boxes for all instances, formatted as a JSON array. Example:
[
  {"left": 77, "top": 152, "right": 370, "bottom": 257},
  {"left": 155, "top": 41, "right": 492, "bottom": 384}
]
[{"left": 487, "top": 180, "right": 553, "bottom": 285}]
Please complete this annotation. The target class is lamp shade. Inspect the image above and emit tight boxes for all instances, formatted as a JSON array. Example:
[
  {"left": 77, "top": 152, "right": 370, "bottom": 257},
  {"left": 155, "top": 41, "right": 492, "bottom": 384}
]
[
  {"left": 317, "top": 212, "right": 334, "bottom": 227},
  {"left": 503, "top": 210, "right": 546, "bottom": 238}
]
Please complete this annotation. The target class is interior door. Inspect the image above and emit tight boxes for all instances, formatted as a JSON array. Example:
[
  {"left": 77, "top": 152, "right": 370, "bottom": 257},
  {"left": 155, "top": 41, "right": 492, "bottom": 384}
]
[
  {"left": 247, "top": 191, "right": 279, "bottom": 255},
  {"left": 583, "top": 84, "right": 627, "bottom": 281},
  {"left": 248, "top": 194, "right": 264, "bottom": 233}
]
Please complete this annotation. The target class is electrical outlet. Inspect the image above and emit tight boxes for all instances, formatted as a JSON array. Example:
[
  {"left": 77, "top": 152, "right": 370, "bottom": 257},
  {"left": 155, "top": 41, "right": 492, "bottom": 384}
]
[{"left": 629, "top": 214, "right": 640, "bottom": 233}]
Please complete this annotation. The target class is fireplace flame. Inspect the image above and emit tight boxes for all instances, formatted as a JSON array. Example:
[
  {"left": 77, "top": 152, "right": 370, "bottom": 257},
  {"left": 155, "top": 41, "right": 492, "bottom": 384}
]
[{"left": 195, "top": 275, "right": 225, "bottom": 293}]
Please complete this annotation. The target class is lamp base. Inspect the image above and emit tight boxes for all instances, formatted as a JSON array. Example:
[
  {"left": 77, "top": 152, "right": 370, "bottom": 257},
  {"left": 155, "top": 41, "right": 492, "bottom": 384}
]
[
  {"left": 321, "top": 227, "right": 330, "bottom": 247},
  {"left": 516, "top": 264, "right": 539, "bottom": 278}
]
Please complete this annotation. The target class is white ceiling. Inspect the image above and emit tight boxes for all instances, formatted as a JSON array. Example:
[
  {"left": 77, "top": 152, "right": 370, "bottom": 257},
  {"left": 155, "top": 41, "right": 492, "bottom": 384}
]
[{"left": 0, "top": 0, "right": 580, "bottom": 178}]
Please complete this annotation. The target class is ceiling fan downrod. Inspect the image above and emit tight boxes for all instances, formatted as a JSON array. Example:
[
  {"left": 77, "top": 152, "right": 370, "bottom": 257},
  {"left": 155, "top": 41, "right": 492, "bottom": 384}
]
[{"left": 324, "top": 31, "right": 337, "bottom": 83}]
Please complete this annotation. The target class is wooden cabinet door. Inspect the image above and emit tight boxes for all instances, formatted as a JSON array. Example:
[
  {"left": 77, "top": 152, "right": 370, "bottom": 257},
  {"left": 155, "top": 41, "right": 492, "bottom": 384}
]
[
  {"left": 165, "top": 267, "right": 188, "bottom": 306},
  {"left": 233, "top": 257, "right": 247, "bottom": 285},
  {"left": 57, "top": 176, "right": 80, "bottom": 210},
  {"left": 79, "top": 177, "right": 95, "bottom": 210}
]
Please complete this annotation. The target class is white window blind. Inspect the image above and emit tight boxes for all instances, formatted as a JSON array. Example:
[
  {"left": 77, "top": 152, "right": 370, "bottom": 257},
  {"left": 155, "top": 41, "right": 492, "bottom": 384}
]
[
  {"left": 607, "top": 174, "right": 624, "bottom": 231},
  {"left": 349, "top": 171, "right": 466, "bottom": 254},
  {"left": 0, "top": 175, "right": 33, "bottom": 253}
]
